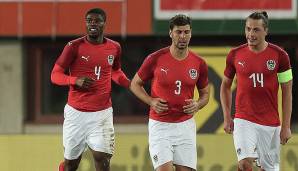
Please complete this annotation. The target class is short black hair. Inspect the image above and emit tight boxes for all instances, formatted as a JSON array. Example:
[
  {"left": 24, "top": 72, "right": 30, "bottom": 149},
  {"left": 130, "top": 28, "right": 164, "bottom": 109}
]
[
  {"left": 85, "top": 8, "right": 106, "bottom": 22},
  {"left": 169, "top": 14, "right": 192, "bottom": 30},
  {"left": 247, "top": 11, "right": 269, "bottom": 28}
]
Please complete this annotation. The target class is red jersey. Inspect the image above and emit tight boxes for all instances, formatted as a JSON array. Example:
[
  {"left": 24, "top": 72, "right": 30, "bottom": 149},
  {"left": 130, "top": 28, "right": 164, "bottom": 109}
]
[
  {"left": 138, "top": 47, "right": 208, "bottom": 122},
  {"left": 55, "top": 36, "right": 121, "bottom": 111},
  {"left": 224, "top": 43, "right": 291, "bottom": 126}
]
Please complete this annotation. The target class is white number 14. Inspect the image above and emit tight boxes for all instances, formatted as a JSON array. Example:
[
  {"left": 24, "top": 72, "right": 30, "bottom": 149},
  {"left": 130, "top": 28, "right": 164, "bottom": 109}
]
[{"left": 249, "top": 73, "right": 263, "bottom": 87}]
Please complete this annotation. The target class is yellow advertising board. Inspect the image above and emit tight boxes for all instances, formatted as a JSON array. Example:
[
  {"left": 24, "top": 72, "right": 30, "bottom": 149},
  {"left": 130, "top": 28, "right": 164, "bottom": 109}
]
[{"left": 0, "top": 134, "right": 297, "bottom": 171}]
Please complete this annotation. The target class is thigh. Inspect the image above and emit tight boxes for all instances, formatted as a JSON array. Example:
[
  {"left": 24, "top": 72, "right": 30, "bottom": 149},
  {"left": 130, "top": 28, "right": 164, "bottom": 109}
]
[
  {"left": 256, "top": 125, "right": 280, "bottom": 171},
  {"left": 173, "top": 118, "right": 197, "bottom": 170},
  {"left": 148, "top": 119, "right": 174, "bottom": 170},
  {"left": 86, "top": 108, "right": 115, "bottom": 155},
  {"left": 233, "top": 119, "right": 258, "bottom": 161},
  {"left": 63, "top": 104, "right": 87, "bottom": 160}
]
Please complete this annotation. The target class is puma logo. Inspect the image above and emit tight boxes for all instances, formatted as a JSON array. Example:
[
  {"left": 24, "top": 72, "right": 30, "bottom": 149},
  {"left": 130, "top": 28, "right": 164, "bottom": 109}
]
[
  {"left": 160, "top": 68, "right": 168, "bottom": 74},
  {"left": 81, "top": 56, "right": 90, "bottom": 61},
  {"left": 238, "top": 61, "right": 245, "bottom": 67}
]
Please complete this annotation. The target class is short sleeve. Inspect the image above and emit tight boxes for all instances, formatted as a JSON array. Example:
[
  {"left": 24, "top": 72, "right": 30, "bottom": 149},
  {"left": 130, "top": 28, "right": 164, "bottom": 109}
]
[
  {"left": 224, "top": 49, "right": 236, "bottom": 79},
  {"left": 137, "top": 55, "right": 156, "bottom": 82},
  {"left": 196, "top": 60, "right": 208, "bottom": 89},
  {"left": 278, "top": 49, "right": 291, "bottom": 73}
]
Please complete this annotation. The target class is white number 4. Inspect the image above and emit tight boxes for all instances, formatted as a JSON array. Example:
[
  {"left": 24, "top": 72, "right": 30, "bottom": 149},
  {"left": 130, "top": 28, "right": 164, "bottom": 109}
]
[
  {"left": 94, "top": 66, "right": 101, "bottom": 80},
  {"left": 249, "top": 73, "right": 263, "bottom": 87}
]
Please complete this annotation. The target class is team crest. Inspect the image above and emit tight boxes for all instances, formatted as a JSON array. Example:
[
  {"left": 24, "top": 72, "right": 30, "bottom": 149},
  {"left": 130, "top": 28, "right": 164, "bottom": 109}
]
[
  {"left": 189, "top": 69, "right": 198, "bottom": 79},
  {"left": 107, "top": 55, "right": 114, "bottom": 65},
  {"left": 237, "top": 148, "right": 241, "bottom": 155},
  {"left": 266, "top": 60, "right": 276, "bottom": 70},
  {"left": 153, "top": 155, "right": 158, "bottom": 162}
]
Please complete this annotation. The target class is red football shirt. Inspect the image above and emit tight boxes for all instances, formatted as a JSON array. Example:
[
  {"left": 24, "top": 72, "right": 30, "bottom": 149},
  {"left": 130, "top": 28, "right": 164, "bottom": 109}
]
[
  {"left": 224, "top": 43, "right": 291, "bottom": 126},
  {"left": 55, "top": 36, "right": 121, "bottom": 111},
  {"left": 138, "top": 47, "right": 209, "bottom": 122}
]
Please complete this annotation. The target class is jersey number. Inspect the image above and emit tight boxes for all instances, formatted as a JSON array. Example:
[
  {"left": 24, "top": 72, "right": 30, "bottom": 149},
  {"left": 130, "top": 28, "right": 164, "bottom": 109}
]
[
  {"left": 95, "top": 66, "right": 101, "bottom": 80},
  {"left": 249, "top": 73, "right": 264, "bottom": 87},
  {"left": 175, "top": 80, "right": 181, "bottom": 95}
]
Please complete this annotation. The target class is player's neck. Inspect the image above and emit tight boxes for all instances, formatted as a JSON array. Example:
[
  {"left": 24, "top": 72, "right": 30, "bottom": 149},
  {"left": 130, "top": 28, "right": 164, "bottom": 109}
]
[
  {"left": 86, "top": 35, "right": 104, "bottom": 45},
  {"left": 248, "top": 41, "right": 268, "bottom": 53},
  {"left": 170, "top": 45, "right": 188, "bottom": 60}
]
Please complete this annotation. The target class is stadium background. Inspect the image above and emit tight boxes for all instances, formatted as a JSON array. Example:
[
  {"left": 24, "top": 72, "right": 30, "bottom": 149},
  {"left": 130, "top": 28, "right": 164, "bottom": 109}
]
[{"left": 0, "top": 0, "right": 297, "bottom": 170}]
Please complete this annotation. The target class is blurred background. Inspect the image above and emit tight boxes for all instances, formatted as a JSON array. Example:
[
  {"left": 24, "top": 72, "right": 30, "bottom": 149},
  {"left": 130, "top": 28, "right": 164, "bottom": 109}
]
[{"left": 0, "top": 0, "right": 297, "bottom": 170}]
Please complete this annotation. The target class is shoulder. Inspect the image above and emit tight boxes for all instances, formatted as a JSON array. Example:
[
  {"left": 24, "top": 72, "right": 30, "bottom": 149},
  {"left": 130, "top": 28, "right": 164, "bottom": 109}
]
[
  {"left": 105, "top": 37, "right": 121, "bottom": 49},
  {"left": 267, "top": 43, "right": 288, "bottom": 56},
  {"left": 188, "top": 50, "right": 206, "bottom": 64},
  {"left": 147, "top": 47, "right": 170, "bottom": 60},
  {"left": 230, "top": 43, "right": 247, "bottom": 54},
  {"left": 67, "top": 36, "right": 85, "bottom": 47}
]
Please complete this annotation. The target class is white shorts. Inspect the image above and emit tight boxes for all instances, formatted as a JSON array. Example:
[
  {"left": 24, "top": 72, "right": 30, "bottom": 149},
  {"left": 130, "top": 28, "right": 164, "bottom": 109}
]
[
  {"left": 63, "top": 104, "right": 115, "bottom": 160},
  {"left": 148, "top": 118, "right": 197, "bottom": 170},
  {"left": 233, "top": 118, "right": 281, "bottom": 171}
]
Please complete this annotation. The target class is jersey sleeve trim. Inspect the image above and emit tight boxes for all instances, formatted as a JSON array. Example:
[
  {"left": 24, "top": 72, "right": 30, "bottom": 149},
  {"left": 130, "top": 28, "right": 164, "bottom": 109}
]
[{"left": 277, "top": 69, "right": 293, "bottom": 83}]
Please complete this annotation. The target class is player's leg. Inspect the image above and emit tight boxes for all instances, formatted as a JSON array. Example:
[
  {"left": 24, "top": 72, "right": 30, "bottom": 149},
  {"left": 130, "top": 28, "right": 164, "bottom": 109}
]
[
  {"left": 86, "top": 107, "right": 114, "bottom": 171},
  {"left": 148, "top": 119, "right": 174, "bottom": 171},
  {"left": 237, "top": 158, "right": 254, "bottom": 171},
  {"left": 89, "top": 150, "right": 112, "bottom": 171},
  {"left": 156, "top": 161, "right": 174, "bottom": 171},
  {"left": 175, "top": 165, "right": 195, "bottom": 171},
  {"left": 256, "top": 125, "right": 281, "bottom": 171},
  {"left": 63, "top": 104, "right": 88, "bottom": 171},
  {"left": 233, "top": 119, "right": 258, "bottom": 171},
  {"left": 172, "top": 118, "right": 197, "bottom": 171},
  {"left": 64, "top": 156, "right": 82, "bottom": 171}
]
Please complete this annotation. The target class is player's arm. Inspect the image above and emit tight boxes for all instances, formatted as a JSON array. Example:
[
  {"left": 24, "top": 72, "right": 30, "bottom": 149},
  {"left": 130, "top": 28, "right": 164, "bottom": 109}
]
[
  {"left": 51, "top": 64, "right": 77, "bottom": 86},
  {"left": 278, "top": 69, "right": 293, "bottom": 145},
  {"left": 51, "top": 42, "right": 94, "bottom": 88},
  {"left": 220, "top": 76, "right": 234, "bottom": 134},
  {"left": 183, "top": 85, "right": 210, "bottom": 115},
  {"left": 51, "top": 64, "right": 94, "bottom": 88},
  {"left": 197, "top": 85, "right": 210, "bottom": 109},
  {"left": 130, "top": 73, "right": 168, "bottom": 113},
  {"left": 112, "top": 68, "right": 130, "bottom": 88}
]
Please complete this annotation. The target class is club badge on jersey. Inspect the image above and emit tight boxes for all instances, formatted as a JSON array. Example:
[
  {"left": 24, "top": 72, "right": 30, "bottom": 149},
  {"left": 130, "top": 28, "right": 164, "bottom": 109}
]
[
  {"left": 189, "top": 69, "right": 198, "bottom": 79},
  {"left": 266, "top": 60, "right": 276, "bottom": 71},
  {"left": 107, "top": 55, "right": 114, "bottom": 65}
]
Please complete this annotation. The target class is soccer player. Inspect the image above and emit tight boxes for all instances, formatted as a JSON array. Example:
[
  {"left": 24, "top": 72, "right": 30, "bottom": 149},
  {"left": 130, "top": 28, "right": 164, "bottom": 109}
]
[
  {"left": 51, "top": 8, "right": 130, "bottom": 171},
  {"left": 130, "top": 14, "right": 210, "bottom": 171},
  {"left": 220, "top": 11, "right": 293, "bottom": 171}
]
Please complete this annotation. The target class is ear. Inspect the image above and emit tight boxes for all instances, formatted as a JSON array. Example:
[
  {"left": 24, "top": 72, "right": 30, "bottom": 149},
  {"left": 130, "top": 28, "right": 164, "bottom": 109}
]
[{"left": 169, "top": 30, "right": 172, "bottom": 38}]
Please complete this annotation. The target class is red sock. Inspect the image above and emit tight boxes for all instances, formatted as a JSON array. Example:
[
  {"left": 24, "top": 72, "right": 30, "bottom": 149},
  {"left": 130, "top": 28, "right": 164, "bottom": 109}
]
[{"left": 59, "top": 161, "right": 64, "bottom": 171}]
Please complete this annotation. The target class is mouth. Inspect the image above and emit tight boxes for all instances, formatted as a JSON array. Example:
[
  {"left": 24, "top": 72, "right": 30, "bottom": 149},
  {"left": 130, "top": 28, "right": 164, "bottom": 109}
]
[{"left": 88, "top": 28, "right": 98, "bottom": 34}]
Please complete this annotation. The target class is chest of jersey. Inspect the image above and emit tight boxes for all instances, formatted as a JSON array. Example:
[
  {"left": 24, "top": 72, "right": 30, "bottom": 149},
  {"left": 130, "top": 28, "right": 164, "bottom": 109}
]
[
  {"left": 234, "top": 51, "right": 279, "bottom": 88},
  {"left": 71, "top": 44, "right": 118, "bottom": 80},
  {"left": 153, "top": 56, "right": 200, "bottom": 91}
]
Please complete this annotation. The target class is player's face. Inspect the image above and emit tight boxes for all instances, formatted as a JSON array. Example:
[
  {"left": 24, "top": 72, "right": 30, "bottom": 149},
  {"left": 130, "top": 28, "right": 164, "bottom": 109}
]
[
  {"left": 170, "top": 25, "right": 191, "bottom": 50},
  {"left": 85, "top": 13, "right": 105, "bottom": 39},
  {"left": 245, "top": 18, "right": 268, "bottom": 48}
]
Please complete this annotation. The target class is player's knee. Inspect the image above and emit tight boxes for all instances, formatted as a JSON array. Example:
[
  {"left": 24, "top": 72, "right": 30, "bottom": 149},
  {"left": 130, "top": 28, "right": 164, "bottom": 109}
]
[
  {"left": 96, "top": 156, "right": 110, "bottom": 170},
  {"left": 64, "top": 160, "right": 80, "bottom": 171},
  {"left": 238, "top": 159, "right": 252, "bottom": 171},
  {"left": 93, "top": 154, "right": 111, "bottom": 170}
]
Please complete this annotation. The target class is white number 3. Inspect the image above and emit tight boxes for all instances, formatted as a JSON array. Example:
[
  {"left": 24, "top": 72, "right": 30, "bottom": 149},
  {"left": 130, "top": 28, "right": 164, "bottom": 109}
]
[{"left": 175, "top": 80, "right": 181, "bottom": 95}]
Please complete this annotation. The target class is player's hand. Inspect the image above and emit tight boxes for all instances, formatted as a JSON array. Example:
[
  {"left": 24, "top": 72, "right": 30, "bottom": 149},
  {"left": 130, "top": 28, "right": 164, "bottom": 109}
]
[
  {"left": 183, "top": 99, "right": 199, "bottom": 115},
  {"left": 280, "top": 127, "right": 291, "bottom": 145},
  {"left": 223, "top": 119, "right": 234, "bottom": 134},
  {"left": 150, "top": 98, "right": 168, "bottom": 114},
  {"left": 75, "top": 77, "right": 95, "bottom": 89}
]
